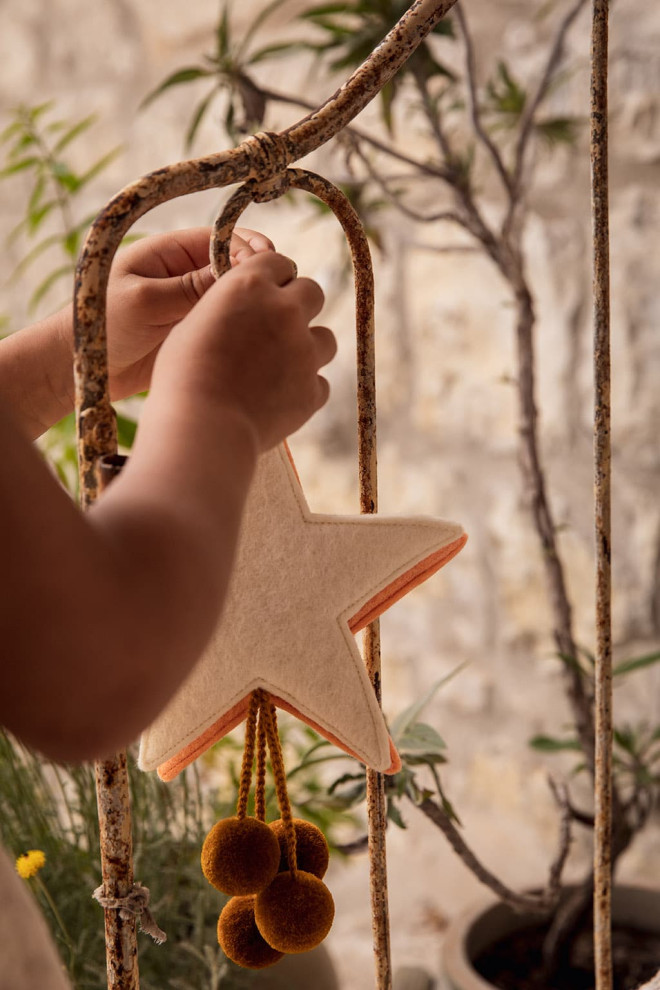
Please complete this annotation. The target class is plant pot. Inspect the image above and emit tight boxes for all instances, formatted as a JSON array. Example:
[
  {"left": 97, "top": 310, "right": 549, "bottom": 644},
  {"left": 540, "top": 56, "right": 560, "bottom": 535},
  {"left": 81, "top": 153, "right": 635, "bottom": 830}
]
[{"left": 441, "top": 884, "right": 660, "bottom": 990}]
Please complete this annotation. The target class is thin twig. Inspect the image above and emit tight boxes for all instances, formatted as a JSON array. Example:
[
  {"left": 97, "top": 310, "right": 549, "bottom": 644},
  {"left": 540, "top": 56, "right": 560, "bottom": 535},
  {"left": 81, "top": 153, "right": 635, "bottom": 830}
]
[
  {"left": 454, "top": 4, "right": 513, "bottom": 197},
  {"left": 504, "top": 0, "right": 589, "bottom": 235},
  {"left": 548, "top": 777, "right": 595, "bottom": 828},
  {"left": 345, "top": 136, "right": 468, "bottom": 227},
  {"left": 412, "top": 782, "right": 571, "bottom": 916}
]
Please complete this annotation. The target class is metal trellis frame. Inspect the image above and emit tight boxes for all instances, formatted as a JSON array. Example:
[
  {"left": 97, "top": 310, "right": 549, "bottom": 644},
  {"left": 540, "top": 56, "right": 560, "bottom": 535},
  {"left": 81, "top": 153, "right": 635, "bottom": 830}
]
[{"left": 70, "top": 0, "right": 614, "bottom": 987}]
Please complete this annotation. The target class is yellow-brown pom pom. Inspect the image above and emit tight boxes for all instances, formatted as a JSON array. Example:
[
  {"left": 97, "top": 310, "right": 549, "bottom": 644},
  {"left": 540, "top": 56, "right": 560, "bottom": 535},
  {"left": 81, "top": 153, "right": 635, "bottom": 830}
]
[
  {"left": 217, "top": 895, "right": 284, "bottom": 970},
  {"left": 255, "top": 870, "right": 335, "bottom": 953},
  {"left": 201, "top": 817, "right": 280, "bottom": 895},
  {"left": 269, "top": 818, "right": 330, "bottom": 879}
]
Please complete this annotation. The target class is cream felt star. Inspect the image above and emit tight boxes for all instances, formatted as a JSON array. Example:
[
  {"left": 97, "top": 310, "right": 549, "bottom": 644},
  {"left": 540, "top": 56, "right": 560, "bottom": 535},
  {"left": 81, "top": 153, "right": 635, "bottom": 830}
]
[{"left": 139, "top": 444, "right": 466, "bottom": 780}]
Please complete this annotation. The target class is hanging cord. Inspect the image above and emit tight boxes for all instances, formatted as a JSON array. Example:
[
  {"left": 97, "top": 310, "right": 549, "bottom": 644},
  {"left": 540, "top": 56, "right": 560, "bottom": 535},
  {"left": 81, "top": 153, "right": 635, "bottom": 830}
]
[
  {"left": 255, "top": 699, "right": 268, "bottom": 823},
  {"left": 258, "top": 691, "right": 298, "bottom": 878},
  {"left": 92, "top": 882, "right": 167, "bottom": 945},
  {"left": 236, "top": 691, "right": 260, "bottom": 820}
]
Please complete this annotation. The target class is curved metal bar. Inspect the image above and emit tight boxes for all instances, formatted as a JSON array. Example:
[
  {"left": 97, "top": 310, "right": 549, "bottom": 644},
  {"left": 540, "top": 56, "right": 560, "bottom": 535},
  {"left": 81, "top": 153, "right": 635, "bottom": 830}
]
[
  {"left": 210, "top": 167, "right": 390, "bottom": 983},
  {"left": 73, "top": 0, "right": 457, "bottom": 503}
]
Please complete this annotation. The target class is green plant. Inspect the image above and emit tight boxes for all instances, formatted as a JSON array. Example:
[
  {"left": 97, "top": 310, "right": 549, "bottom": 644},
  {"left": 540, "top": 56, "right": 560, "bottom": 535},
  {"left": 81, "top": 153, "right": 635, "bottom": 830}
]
[
  {"left": 0, "top": 102, "right": 139, "bottom": 497},
  {"left": 0, "top": 102, "right": 122, "bottom": 314}
]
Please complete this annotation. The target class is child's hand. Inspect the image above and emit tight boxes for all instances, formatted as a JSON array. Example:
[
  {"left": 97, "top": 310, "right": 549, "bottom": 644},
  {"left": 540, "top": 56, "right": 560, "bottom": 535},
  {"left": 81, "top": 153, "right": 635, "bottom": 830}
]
[
  {"left": 106, "top": 226, "right": 274, "bottom": 400},
  {"left": 152, "top": 251, "right": 337, "bottom": 451}
]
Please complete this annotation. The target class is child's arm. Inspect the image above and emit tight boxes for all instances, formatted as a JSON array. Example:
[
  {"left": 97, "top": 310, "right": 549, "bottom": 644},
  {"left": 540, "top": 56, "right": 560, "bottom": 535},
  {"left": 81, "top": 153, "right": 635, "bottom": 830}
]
[
  {"left": 0, "top": 250, "right": 336, "bottom": 763},
  {"left": 0, "top": 226, "right": 273, "bottom": 439}
]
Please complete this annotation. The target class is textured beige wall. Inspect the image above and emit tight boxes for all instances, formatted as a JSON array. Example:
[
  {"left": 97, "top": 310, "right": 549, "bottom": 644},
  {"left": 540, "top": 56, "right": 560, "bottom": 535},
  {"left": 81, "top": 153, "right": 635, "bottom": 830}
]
[{"left": 2, "top": 0, "right": 660, "bottom": 985}]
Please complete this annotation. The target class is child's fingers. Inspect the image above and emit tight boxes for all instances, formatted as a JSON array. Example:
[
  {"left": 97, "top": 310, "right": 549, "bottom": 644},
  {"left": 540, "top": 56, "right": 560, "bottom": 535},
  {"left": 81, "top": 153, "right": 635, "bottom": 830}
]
[
  {"left": 231, "top": 227, "right": 275, "bottom": 261},
  {"left": 120, "top": 227, "right": 212, "bottom": 278},
  {"left": 310, "top": 326, "right": 337, "bottom": 369}
]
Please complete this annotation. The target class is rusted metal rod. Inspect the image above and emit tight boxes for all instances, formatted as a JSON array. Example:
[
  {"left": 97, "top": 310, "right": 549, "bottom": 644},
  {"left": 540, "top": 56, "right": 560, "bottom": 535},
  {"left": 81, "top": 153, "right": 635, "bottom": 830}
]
[
  {"left": 591, "top": 0, "right": 613, "bottom": 986},
  {"left": 93, "top": 456, "right": 139, "bottom": 990}
]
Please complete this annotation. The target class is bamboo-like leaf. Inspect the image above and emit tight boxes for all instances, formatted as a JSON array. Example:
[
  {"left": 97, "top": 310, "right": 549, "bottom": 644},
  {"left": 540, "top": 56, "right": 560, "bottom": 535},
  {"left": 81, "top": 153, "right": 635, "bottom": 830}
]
[
  {"left": 390, "top": 663, "right": 467, "bottom": 741},
  {"left": 613, "top": 650, "right": 660, "bottom": 678},
  {"left": 398, "top": 721, "right": 446, "bottom": 754},
  {"left": 140, "top": 67, "right": 213, "bottom": 110},
  {"left": 249, "top": 41, "right": 311, "bottom": 63},
  {"left": 29, "top": 264, "right": 75, "bottom": 312},
  {"left": 52, "top": 114, "right": 97, "bottom": 155},
  {"left": 184, "top": 88, "right": 218, "bottom": 151},
  {"left": 529, "top": 734, "right": 582, "bottom": 752},
  {"left": 387, "top": 799, "right": 406, "bottom": 829},
  {"left": 0, "top": 156, "right": 38, "bottom": 177},
  {"left": 27, "top": 201, "right": 56, "bottom": 234},
  {"left": 77, "top": 146, "right": 122, "bottom": 188},
  {"left": 300, "top": 2, "right": 352, "bottom": 18},
  {"left": 236, "top": 0, "right": 291, "bottom": 62}
]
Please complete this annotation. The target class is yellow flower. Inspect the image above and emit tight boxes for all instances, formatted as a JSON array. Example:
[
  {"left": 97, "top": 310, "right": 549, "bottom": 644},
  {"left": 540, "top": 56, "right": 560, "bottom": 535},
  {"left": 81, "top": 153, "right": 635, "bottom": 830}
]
[{"left": 15, "top": 849, "right": 46, "bottom": 879}]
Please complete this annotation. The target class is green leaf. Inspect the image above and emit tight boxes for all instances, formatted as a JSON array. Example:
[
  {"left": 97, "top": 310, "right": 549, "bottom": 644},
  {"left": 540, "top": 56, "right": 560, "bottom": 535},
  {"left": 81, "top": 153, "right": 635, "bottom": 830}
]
[
  {"left": 63, "top": 229, "right": 79, "bottom": 258},
  {"left": 216, "top": 4, "right": 230, "bottom": 59},
  {"left": 116, "top": 414, "right": 138, "bottom": 449},
  {"left": 9, "top": 233, "right": 62, "bottom": 280},
  {"left": 77, "top": 147, "right": 122, "bottom": 188},
  {"left": 0, "top": 156, "right": 39, "bottom": 177},
  {"left": 237, "top": 0, "right": 291, "bottom": 62},
  {"left": 398, "top": 721, "right": 446, "bottom": 754},
  {"left": 299, "top": 3, "right": 352, "bottom": 18},
  {"left": 535, "top": 116, "right": 580, "bottom": 147},
  {"left": 184, "top": 88, "right": 218, "bottom": 151},
  {"left": 29, "top": 264, "right": 75, "bottom": 312},
  {"left": 390, "top": 663, "right": 467, "bottom": 741},
  {"left": 613, "top": 650, "right": 660, "bottom": 678},
  {"left": 0, "top": 120, "right": 23, "bottom": 144},
  {"left": 249, "top": 41, "right": 310, "bottom": 63},
  {"left": 402, "top": 752, "right": 447, "bottom": 767},
  {"left": 140, "top": 67, "right": 213, "bottom": 110},
  {"left": 53, "top": 114, "right": 97, "bottom": 154},
  {"left": 27, "top": 201, "right": 56, "bottom": 234},
  {"left": 529, "top": 734, "right": 582, "bottom": 753},
  {"left": 27, "top": 174, "right": 46, "bottom": 214},
  {"left": 51, "top": 161, "right": 81, "bottom": 192},
  {"left": 613, "top": 726, "right": 638, "bottom": 756},
  {"left": 28, "top": 101, "right": 56, "bottom": 122},
  {"left": 387, "top": 799, "right": 406, "bottom": 829}
]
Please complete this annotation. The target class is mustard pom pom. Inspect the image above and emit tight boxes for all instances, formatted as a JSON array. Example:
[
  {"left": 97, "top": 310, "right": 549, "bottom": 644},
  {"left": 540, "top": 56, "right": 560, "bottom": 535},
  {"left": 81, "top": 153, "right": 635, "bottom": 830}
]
[
  {"left": 255, "top": 870, "right": 335, "bottom": 953},
  {"left": 201, "top": 816, "right": 280, "bottom": 895},
  {"left": 217, "top": 895, "right": 284, "bottom": 970},
  {"left": 269, "top": 818, "right": 329, "bottom": 879}
]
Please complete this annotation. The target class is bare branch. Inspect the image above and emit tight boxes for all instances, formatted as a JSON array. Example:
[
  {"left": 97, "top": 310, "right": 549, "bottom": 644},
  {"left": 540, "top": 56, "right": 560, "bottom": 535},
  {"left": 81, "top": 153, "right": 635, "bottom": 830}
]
[
  {"left": 345, "top": 136, "right": 469, "bottom": 228},
  {"left": 454, "top": 3, "right": 513, "bottom": 198},
  {"left": 333, "top": 833, "right": 370, "bottom": 855},
  {"left": 548, "top": 776, "right": 595, "bottom": 828},
  {"left": 505, "top": 0, "right": 589, "bottom": 233},
  {"left": 411, "top": 785, "right": 571, "bottom": 916}
]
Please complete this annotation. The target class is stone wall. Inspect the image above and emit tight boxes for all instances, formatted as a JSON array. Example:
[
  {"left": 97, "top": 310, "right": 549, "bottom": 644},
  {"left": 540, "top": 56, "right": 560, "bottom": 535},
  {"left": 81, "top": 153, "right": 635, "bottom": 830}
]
[{"left": 2, "top": 0, "right": 660, "bottom": 985}]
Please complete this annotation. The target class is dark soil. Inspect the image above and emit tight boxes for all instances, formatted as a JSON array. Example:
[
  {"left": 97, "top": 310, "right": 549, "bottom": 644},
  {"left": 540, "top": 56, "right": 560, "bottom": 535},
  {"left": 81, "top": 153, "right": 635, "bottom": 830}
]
[{"left": 474, "top": 922, "right": 660, "bottom": 990}]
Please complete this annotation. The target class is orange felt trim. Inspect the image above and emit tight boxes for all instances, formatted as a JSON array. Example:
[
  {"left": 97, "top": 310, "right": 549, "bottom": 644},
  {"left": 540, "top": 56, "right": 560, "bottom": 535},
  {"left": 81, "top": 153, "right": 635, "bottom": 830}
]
[
  {"left": 157, "top": 699, "right": 250, "bottom": 781},
  {"left": 271, "top": 694, "right": 401, "bottom": 775},
  {"left": 348, "top": 533, "right": 468, "bottom": 633},
  {"left": 158, "top": 693, "right": 401, "bottom": 780}
]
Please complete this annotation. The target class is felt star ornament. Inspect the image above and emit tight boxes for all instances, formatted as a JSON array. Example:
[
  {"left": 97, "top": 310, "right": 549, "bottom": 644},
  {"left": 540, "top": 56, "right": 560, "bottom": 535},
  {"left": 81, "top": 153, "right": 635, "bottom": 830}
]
[{"left": 139, "top": 444, "right": 466, "bottom": 780}]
